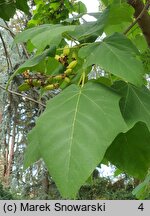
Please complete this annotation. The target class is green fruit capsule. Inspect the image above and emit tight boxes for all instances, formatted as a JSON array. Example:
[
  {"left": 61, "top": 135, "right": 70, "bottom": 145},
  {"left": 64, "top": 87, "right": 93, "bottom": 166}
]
[
  {"left": 64, "top": 77, "right": 71, "bottom": 83},
  {"left": 53, "top": 74, "right": 64, "bottom": 81},
  {"left": 67, "top": 60, "right": 77, "bottom": 69},
  {"left": 63, "top": 45, "right": 70, "bottom": 56},
  {"left": 44, "top": 84, "right": 55, "bottom": 90},
  {"left": 55, "top": 55, "right": 60, "bottom": 61},
  {"left": 59, "top": 77, "right": 71, "bottom": 89},
  {"left": 72, "top": 52, "right": 77, "bottom": 60},
  {"left": 64, "top": 68, "right": 72, "bottom": 75},
  {"left": 32, "top": 80, "right": 41, "bottom": 87},
  {"left": 44, "top": 83, "right": 59, "bottom": 90},
  {"left": 47, "top": 76, "right": 53, "bottom": 83}
]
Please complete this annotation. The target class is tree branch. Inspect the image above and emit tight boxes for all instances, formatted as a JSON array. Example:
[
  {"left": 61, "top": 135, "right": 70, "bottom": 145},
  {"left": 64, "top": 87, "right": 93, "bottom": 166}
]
[
  {"left": 0, "top": 31, "right": 13, "bottom": 70},
  {"left": 2, "top": 21, "right": 30, "bottom": 59},
  {"left": 127, "top": 0, "right": 150, "bottom": 47},
  {"left": 124, "top": 0, "right": 150, "bottom": 35},
  {"left": 0, "top": 85, "right": 46, "bottom": 107},
  {"left": 0, "top": 24, "right": 15, "bottom": 37}
]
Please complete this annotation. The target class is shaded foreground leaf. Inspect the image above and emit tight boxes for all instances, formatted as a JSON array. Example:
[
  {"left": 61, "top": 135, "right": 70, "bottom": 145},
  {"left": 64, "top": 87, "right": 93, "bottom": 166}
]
[
  {"left": 0, "top": 0, "right": 16, "bottom": 21},
  {"left": 106, "top": 122, "right": 150, "bottom": 179},
  {"left": 24, "top": 82, "right": 127, "bottom": 197},
  {"left": 79, "top": 33, "right": 144, "bottom": 86},
  {"left": 132, "top": 173, "right": 150, "bottom": 199}
]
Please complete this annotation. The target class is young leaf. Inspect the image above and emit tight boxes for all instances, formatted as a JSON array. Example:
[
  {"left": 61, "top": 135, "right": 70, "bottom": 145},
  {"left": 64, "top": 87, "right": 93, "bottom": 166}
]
[
  {"left": 79, "top": 33, "right": 144, "bottom": 86},
  {"left": 73, "top": 1, "right": 87, "bottom": 14},
  {"left": 24, "top": 82, "right": 127, "bottom": 198},
  {"left": 132, "top": 173, "right": 150, "bottom": 199}
]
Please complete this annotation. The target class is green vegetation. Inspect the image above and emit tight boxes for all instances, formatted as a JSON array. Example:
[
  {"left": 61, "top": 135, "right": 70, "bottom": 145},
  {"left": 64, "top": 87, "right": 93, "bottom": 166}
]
[{"left": 0, "top": 0, "right": 150, "bottom": 199}]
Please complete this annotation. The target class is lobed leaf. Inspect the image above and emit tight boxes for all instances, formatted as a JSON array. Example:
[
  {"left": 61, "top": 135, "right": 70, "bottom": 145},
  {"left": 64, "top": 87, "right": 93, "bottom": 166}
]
[
  {"left": 24, "top": 82, "right": 127, "bottom": 197},
  {"left": 79, "top": 33, "right": 144, "bottom": 86}
]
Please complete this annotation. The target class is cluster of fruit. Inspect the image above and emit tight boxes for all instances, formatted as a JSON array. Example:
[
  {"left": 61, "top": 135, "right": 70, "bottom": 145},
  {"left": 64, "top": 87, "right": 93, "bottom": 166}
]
[{"left": 19, "top": 45, "right": 78, "bottom": 92}]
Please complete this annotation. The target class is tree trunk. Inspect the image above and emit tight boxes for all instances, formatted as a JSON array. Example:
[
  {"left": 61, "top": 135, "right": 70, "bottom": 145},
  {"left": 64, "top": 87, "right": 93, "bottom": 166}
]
[{"left": 127, "top": 0, "right": 150, "bottom": 47}]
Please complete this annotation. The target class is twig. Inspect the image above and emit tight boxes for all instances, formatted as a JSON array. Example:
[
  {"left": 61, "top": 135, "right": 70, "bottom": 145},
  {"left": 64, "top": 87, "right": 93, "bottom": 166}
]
[
  {"left": 0, "top": 31, "right": 13, "bottom": 70},
  {"left": 4, "top": 21, "right": 29, "bottom": 59},
  {"left": 0, "top": 85, "right": 46, "bottom": 107},
  {"left": 0, "top": 22, "right": 24, "bottom": 61},
  {"left": 3, "top": 21, "right": 22, "bottom": 58},
  {"left": 0, "top": 24, "right": 15, "bottom": 37},
  {"left": 124, "top": 0, "right": 150, "bottom": 35},
  {"left": 21, "top": 43, "right": 30, "bottom": 59}
]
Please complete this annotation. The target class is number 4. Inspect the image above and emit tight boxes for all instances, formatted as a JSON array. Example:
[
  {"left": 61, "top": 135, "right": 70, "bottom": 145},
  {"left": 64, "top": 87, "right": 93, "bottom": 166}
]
[{"left": 138, "top": 203, "right": 144, "bottom": 211}]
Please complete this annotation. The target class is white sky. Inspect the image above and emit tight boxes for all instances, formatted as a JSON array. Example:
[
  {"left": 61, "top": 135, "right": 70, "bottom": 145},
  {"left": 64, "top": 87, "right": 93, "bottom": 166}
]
[{"left": 81, "top": 0, "right": 99, "bottom": 12}]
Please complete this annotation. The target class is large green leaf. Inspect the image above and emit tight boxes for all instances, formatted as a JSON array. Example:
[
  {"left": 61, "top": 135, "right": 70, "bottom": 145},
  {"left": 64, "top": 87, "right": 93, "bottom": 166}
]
[
  {"left": 105, "top": 122, "right": 150, "bottom": 179},
  {"left": 112, "top": 81, "right": 150, "bottom": 131},
  {"left": 79, "top": 33, "right": 144, "bottom": 86},
  {"left": 24, "top": 128, "right": 41, "bottom": 167},
  {"left": 24, "top": 82, "right": 127, "bottom": 197},
  {"left": 15, "top": 24, "right": 76, "bottom": 50}
]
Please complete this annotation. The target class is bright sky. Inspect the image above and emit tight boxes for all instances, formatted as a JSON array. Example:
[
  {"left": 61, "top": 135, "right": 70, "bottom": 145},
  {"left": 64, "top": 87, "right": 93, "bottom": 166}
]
[{"left": 81, "top": 0, "right": 99, "bottom": 12}]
